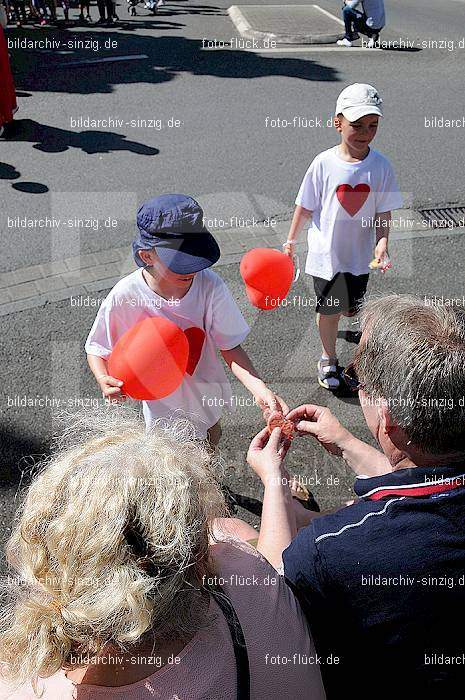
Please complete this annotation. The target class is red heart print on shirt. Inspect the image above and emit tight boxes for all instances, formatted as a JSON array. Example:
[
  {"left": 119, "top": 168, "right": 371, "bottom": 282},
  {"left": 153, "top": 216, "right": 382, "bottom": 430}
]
[
  {"left": 184, "top": 327, "right": 206, "bottom": 375},
  {"left": 336, "top": 184, "right": 371, "bottom": 217}
]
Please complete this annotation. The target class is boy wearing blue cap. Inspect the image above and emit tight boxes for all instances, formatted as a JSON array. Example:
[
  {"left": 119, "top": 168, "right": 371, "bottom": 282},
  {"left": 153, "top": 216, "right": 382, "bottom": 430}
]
[{"left": 85, "top": 194, "right": 287, "bottom": 444}]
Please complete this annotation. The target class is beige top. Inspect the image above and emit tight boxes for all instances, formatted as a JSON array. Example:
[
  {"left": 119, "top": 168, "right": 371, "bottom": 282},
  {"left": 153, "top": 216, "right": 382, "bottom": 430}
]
[{"left": 0, "top": 541, "right": 326, "bottom": 699}]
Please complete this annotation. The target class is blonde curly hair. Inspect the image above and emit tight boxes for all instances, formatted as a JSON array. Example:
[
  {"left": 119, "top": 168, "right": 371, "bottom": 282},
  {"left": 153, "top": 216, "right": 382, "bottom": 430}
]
[{"left": 0, "top": 408, "right": 227, "bottom": 692}]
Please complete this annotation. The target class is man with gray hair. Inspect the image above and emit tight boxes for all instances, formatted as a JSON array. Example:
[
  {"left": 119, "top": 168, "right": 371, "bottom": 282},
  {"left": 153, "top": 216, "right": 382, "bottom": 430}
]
[{"left": 272, "top": 295, "right": 464, "bottom": 697}]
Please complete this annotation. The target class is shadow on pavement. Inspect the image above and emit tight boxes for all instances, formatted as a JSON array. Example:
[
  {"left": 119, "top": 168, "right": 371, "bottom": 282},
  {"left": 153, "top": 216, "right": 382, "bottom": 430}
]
[
  {"left": 380, "top": 46, "right": 422, "bottom": 52},
  {"left": 5, "top": 118, "right": 159, "bottom": 155},
  {"left": 0, "top": 426, "right": 48, "bottom": 490},
  {"left": 10, "top": 29, "right": 339, "bottom": 95},
  {"left": 0, "top": 163, "right": 21, "bottom": 179},
  {"left": 11, "top": 181, "right": 50, "bottom": 193}
]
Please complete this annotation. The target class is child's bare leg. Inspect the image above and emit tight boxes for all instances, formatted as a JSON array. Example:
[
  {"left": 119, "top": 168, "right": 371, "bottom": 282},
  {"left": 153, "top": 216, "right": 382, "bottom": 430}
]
[
  {"left": 293, "top": 498, "right": 358, "bottom": 530},
  {"left": 316, "top": 312, "right": 341, "bottom": 358},
  {"left": 292, "top": 499, "right": 322, "bottom": 529}
]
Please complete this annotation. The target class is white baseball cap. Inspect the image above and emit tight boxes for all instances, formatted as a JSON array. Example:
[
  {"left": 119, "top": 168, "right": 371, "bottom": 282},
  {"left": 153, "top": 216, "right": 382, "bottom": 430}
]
[{"left": 335, "top": 83, "right": 383, "bottom": 122}]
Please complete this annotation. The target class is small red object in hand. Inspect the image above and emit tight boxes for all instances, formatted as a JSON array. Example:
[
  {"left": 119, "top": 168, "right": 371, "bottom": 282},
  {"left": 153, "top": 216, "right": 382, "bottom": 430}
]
[{"left": 266, "top": 410, "right": 295, "bottom": 440}]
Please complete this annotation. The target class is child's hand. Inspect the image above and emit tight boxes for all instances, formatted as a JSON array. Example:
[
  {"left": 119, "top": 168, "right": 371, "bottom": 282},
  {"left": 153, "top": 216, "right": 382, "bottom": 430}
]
[
  {"left": 373, "top": 239, "right": 392, "bottom": 273},
  {"left": 282, "top": 241, "right": 295, "bottom": 257},
  {"left": 255, "top": 389, "right": 289, "bottom": 417},
  {"left": 97, "top": 374, "right": 126, "bottom": 403}
]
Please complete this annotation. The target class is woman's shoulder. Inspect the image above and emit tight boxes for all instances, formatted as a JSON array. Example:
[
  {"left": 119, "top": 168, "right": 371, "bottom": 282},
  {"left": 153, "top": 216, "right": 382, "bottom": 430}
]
[{"left": 209, "top": 539, "right": 301, "bottom": 616}]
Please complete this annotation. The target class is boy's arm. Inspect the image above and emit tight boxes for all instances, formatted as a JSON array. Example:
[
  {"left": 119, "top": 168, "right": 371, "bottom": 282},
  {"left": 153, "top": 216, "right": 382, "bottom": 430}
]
[
  {"left": 221, "top": 345, "right": 289, "bottom": 415},
  {"left": 87, "top": 353, "right": 125, "bottom": 402},
  {"left": 283, "top": 205, "right": 312, "bottom": 257},
  {"left": 373, "top": 210, "right": 391, "bottom": 263}
]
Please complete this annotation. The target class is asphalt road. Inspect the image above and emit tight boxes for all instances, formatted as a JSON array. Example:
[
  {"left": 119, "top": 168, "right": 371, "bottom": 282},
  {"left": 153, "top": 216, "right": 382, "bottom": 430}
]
[{"left": 1, "top": 0, "right": 465, "bottom": 270}]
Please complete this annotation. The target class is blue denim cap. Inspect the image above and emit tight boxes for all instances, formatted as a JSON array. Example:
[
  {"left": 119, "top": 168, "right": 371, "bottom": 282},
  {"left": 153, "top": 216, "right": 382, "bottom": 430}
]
[{"left": 132, "top": 194, "right": 220, "bottom": 274}]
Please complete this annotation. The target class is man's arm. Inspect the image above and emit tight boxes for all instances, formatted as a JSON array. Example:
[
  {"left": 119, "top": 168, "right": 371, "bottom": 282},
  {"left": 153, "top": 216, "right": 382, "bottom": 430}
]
[
  {"left": 339, "top": 431, "right": 391, "bottom": 475},
  {"left": 286, "top": 404, "right": 391, "bottom": 477},
  {"left": 247, "top": 428, "right": 297, "bottom": 569}
]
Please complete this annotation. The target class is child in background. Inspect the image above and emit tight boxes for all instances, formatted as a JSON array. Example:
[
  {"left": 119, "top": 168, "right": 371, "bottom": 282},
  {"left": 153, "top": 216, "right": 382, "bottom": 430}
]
[
  {"left": 284, "top": 83, "right": 402, "bottom": 391},
  {"left": 86, "top": 194, "right": 288, "bottom": 446}
]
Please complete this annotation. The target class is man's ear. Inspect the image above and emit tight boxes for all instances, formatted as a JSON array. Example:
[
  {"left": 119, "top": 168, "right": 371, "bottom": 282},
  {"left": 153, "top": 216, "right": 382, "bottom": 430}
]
[
  {"left": 378, "top": 400, "right": 394, "bottom": 435},
  {"left": 334, "top": 115, "right": 343, "bottom": 132}
]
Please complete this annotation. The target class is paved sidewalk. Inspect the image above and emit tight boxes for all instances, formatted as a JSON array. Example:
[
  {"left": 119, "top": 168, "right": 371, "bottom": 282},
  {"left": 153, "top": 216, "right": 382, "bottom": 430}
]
[
  {"left": 1, "top": 209, "right": 464, "bottom": 317},
  {"left": 228, "top": 4, "right": 344, "bottom": 44}
]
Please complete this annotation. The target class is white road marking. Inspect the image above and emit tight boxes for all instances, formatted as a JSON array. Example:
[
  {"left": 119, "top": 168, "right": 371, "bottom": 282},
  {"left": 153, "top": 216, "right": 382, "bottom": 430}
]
[
  {"left": 202, "top": 45, "right": 380, "bottom": 53},
  {"left": 312, "top": 3, "right": 345, "bottom": 27},
  {"left": 62, "top": 54, "right": 148, "bottom": 66},
  {"left": 227, "top": 5, "right": 253, "bottom": 35}
]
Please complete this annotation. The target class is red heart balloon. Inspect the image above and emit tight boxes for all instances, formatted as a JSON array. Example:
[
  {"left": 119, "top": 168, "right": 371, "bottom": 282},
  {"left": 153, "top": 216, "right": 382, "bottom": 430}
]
[
  {"left": 108, "top": 317, "right": 188, "bottom": 400},
  {"left": 240, "top": 248, "right": 294, "bottom": 310},
  {"left": 184, "top": 327, "right": 206, "bottom": 375},
  {"left": 336, "top": 183, "right": 370, "bottom": 216}
]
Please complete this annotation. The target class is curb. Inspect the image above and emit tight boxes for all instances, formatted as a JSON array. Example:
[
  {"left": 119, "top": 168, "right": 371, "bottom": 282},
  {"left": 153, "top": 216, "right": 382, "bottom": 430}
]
[
  {"left": 1, "top": 212, "right": 464, "bottom": 318},
  {"left": 228, "top": 5, "right": 344, "bottom": 45}
]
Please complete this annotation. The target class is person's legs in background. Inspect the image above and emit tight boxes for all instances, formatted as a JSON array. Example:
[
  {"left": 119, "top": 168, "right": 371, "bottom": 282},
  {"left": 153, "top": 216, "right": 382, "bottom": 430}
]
[
  {"left": 46, "top": 0, "right": 57, "bottom": 21},
  {"left": 11, "top": 0, "right": 27, "bottom": 23},
  {"left": 352, "top": 13, "right": 382, "bottom": 47},
  {"left": 316, "top": 312, "right": 343, "bottom": 389},
  {"left": 96, "top": 0, "right": 107, "bottom": 21},
  {"left": 105, "top": 0, "right": 116, "bottom": 21},
  {"left": 342, "top": 4, "right": 358, "bottom": 41},
  {"left": 61, "top": 0, "right": 69, "bottom": 21},
  {"left": 79, "top": 0, "right": 91, "bottom": 20}
]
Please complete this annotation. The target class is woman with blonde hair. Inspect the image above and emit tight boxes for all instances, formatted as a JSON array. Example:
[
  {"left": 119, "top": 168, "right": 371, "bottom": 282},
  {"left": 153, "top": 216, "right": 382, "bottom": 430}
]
[{"left": 0, "top": 409, "right": 325, "bottom": 699}]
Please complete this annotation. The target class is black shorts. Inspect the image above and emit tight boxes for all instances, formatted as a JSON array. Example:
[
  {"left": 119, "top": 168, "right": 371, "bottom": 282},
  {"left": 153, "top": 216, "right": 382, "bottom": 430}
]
[{"left": 313, "top": 272, "right": 369, "bottom": 316}]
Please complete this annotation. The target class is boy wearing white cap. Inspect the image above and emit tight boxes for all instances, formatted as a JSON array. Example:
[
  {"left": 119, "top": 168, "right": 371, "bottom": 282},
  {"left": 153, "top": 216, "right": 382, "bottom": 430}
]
[{"left": 284, "top": 84, "right": 402, "bottom": 391}]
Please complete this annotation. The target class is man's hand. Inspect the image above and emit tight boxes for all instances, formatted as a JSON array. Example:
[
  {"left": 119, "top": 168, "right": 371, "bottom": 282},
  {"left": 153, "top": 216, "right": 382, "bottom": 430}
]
[
  {"left": 286, "top": 404, "right": 351, "bottom": 456},
  {"left": 247, "top": 426, "right": 290, "bottom": 484},
  {"left": 97, "top": 375, "right": 126, "bottom": 403}
]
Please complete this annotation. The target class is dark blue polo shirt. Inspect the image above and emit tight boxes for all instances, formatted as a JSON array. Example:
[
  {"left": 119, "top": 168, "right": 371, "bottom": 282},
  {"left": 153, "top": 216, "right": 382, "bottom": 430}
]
[{"left": 283, "top": 464, "right": 465, "bottom": 698}]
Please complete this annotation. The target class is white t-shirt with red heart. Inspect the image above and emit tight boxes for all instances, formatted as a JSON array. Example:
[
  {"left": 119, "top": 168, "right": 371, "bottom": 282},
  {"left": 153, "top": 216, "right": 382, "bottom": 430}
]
[
  {"left": 85, "top": 268, "right": 250, "bottom": 437},
  {"left": 296, "top": 146, "right": 403, "bottom": 281}
]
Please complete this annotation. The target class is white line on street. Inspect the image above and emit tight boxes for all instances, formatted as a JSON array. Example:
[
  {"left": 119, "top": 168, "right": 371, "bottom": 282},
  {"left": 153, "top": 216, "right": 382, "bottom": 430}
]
[
  {"left": 62, "top": 54, "right": 149, "bottom": 66},
  {"left": 202, "top": 46, "right": 380, "bottom": 53},
  {"left": 227, "top": 6, "right": 253, "bottom": 36},
  {"left": 312, "top": 3, "right": 345, "bottom": 27}
]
